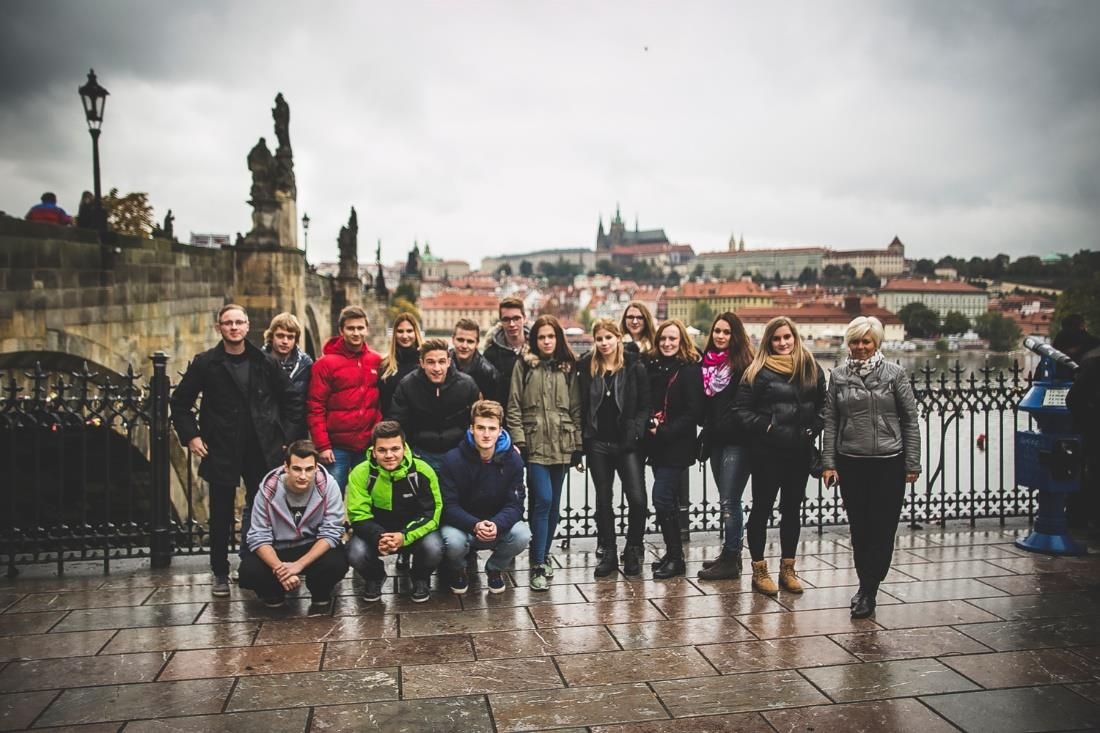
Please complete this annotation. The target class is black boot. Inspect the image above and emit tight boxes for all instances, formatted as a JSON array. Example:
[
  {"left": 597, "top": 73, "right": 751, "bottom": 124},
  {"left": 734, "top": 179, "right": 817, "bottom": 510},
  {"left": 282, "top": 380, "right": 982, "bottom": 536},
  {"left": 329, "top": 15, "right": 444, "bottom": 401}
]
[
  {"left": 650, "top": 552, "right": 669, "bottom": 572},
  {"left": 594, "top": 546, "right": 618, "bottom": 577},
  {"left": 851, "top": 584, "right": 877, "bottom": 619},
  {"left": 698, "top": 544, "right": 742, "bottom": 580},
  {"left": 653, "top": 512, "right": 685, "bottom": 579},
  {"left": 622, "top": 545, "right": 644, "bottom": 576}
]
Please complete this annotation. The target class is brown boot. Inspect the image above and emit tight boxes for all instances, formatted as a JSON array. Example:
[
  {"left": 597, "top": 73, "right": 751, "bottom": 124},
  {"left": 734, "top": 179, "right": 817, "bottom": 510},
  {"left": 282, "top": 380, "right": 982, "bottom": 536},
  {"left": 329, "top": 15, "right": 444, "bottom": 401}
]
[
  {"left": 751, "top": 560, "right": 778, "bottom": 596},
  {"left": 779, "top": 558, "right": 804, "bottom": 594}
]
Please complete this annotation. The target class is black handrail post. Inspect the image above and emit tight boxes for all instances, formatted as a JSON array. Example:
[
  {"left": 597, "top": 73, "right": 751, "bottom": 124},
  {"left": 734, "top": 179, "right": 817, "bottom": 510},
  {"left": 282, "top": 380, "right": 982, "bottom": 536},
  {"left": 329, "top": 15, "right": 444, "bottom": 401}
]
[{"left": 149, "top": 352, "right": 173, "bottom": 567}]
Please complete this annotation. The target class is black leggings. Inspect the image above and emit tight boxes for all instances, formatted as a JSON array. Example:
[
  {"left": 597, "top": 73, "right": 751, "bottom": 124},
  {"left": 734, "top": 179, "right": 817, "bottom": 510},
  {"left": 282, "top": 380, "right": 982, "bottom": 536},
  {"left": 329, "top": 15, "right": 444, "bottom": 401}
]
[
  {"left": 838, "top": 454, "right": 906, "bottom": 588},
  {"left": 747, "top": 447, "right": 809, "bottom": 561},
  {"left": 588, "top": 446, "right": 648, "bottom": 548}
]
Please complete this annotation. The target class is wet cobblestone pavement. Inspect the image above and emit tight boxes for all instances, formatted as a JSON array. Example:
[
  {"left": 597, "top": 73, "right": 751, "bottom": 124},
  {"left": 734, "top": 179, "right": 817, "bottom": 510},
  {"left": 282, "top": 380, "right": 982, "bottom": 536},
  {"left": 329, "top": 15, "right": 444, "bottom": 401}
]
[{"left": 1, "top": 520, "right": 1098, "bottom": 731}]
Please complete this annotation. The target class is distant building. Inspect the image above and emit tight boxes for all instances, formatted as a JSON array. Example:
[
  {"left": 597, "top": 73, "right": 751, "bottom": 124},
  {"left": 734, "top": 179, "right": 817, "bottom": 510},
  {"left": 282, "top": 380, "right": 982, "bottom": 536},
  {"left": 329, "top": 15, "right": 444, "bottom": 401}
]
[
  {"left": 479, "top": 248, "right": 596, "bottom": 277},
  {"left": 666, "top": 280, "right": 773, "bottom": 322},
  {"left": 610, "top": 243, "right": 695, "bottom": 274},
  {"left": 596, "top": 205, "right": 669, "bottom": 252},
  {"left": 189, "top": 233, "right": 231, "bottom": 248},
  {"left": 933, "top": 266, "right": 959, "bottom": 280},
  {"left": 878, "top": 277, "right": 989, "bottom": 319},
  {"left": 695, "top": 245, "right": 827, "bottom": 281},
  {"left": 737, "top": 295, "right": 904, "bottom": 344},
  {"left": 417, "top": 290, "right": 501, "bottom": 335},
  {"left": 824, "top": 237, "right": 906, "bottom": 277}
]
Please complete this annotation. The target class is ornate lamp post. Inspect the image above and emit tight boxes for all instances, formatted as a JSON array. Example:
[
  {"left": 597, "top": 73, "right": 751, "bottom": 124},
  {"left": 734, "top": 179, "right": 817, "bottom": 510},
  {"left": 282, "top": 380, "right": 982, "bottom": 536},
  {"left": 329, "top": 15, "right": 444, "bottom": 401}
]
[
  {"left": 301, "top": 212, "right": 310, "bottom": 256},
  {"left": 78, "top": 69, "right": 109, "bottom": 234}
]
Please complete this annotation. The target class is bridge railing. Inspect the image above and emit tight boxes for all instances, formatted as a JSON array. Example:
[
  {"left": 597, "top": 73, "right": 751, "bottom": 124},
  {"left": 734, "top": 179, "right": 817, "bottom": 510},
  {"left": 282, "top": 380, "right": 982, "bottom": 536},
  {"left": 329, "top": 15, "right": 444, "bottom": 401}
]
[{"left": 0, "top": 355, "right": 1034, "bottom": 574}]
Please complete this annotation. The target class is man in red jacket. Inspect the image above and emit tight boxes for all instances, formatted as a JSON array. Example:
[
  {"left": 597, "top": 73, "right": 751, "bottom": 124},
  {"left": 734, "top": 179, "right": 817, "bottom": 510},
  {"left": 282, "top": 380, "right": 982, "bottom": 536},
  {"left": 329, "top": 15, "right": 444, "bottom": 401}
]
[{"left": 307, "top": 305, "right": 383, "bottom": 491}]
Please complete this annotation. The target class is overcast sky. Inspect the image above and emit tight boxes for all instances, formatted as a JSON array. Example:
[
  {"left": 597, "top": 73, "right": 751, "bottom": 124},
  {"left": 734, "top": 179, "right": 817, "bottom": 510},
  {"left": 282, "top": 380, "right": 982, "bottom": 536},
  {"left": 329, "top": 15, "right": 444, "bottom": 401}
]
[{"left": 2, "top": 1, "right": 1098, "bottom": 268}]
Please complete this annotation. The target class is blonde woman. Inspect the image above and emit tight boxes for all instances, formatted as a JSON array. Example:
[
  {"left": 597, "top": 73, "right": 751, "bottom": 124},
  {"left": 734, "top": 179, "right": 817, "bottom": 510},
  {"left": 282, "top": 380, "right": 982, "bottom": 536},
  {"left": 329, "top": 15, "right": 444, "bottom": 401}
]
[
  {"left": 822, "top": 317, "right": 921, "bottom": 618},
  {"left": 379, "top": 313, "right": 424, "bottom": 417},
  {"left": 733, "top": 316, "right": 826, "bottom": 596},
  {"left": 578, "top": 319, "right": 651, "bottom": 577},
  {"left": 620, "top": 301, "right": 657, "bottom": 356}
]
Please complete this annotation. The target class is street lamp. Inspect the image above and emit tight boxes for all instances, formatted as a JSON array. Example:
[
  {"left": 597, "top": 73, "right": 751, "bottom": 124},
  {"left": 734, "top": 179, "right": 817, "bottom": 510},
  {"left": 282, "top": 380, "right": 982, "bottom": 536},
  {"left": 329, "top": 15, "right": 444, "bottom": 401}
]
[
  {"left": 78, "top": 69, "right": 109, "bottom": 235},
  {"left": 301, "top": 212, "right": 310, "bottom": 256}
]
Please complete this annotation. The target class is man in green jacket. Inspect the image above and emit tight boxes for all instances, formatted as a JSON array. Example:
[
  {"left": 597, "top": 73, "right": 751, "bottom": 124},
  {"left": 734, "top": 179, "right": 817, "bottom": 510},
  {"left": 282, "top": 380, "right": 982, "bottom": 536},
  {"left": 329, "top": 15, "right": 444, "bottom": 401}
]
[{"left": 346, "top": 420, "right": 443, "bottom": 602}]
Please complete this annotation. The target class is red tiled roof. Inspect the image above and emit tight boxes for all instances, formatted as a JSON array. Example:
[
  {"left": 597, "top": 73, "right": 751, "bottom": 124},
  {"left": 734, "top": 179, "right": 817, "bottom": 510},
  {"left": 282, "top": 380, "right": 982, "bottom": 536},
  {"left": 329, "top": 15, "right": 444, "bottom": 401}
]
[
  {"left": 735, "top": 303, "right": 901, "bottom": 325},
  {"left": 672, "top": 281, "right": 766, "bottom": 299},
  {"left": 419, "top": 292, "right": 500, "bottom": 310},
  {"left": 880, "top": 278, "right": 986, "bottom": 294}
]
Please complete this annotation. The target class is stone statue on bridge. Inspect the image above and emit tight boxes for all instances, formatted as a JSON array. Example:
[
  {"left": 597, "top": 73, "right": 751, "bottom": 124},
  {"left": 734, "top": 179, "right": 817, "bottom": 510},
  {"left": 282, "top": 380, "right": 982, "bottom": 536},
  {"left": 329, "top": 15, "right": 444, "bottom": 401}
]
[
  {"left": 243, "top": 93, "right": 297, "bottom": 249},
  {"left": 338, "top": 207, "right": 359, "bottom": 280}
]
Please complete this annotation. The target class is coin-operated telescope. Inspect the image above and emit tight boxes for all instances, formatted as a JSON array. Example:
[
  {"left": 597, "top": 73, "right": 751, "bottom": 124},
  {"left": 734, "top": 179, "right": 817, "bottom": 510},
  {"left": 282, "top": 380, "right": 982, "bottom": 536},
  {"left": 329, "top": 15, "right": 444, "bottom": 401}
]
[{"left": 1014, "top": 337, "right": 1086, "bottom": 555}]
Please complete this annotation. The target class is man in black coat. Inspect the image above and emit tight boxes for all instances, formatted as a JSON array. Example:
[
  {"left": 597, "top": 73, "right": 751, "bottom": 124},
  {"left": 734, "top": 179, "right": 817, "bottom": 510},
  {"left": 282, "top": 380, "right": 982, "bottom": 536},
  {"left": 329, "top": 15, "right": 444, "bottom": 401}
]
[
  {"left": 482, "top": 297, "right": 529, "bottom": 408},
  {"left": 390, "top": 338, "right": 480, "bottom": 475},
  {"left": 170, "top": 304, "right": 303, "bottom": 597},
  {"left": 451, "top": 318, "right": 500, "bottom": 400}
]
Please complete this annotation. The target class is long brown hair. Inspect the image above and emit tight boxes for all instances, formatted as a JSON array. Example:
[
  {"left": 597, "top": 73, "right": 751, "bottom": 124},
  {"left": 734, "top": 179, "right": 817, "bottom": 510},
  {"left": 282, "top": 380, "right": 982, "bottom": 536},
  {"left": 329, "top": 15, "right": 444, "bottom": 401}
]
[
  {"left": 381, "top": 312, "right": 424, "bottom": 380},
  {"left": 704, "top": 311, "right": 753, "bottom": 373},
  {"left": 652, "top": 319, "right": 700, "bottom": 363},
  {"left": 619, "top": 301, "right": 656, "bottom": 352},
  {"left": 528, "top": 315, "right": 577, "bottom": 364},
  {"left": 743, "top": 316, "right": 818, "bottom": 388},
  {"left": 589, "top": 319, "right": 625, "bottom": 377}
]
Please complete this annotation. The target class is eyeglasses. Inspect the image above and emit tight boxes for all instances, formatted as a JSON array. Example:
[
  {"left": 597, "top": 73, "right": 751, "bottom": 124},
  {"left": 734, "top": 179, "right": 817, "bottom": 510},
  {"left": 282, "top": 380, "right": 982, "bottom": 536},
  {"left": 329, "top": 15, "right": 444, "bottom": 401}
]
[
  {"left": 219, "top": 320, "right": 248, "bottom": 327},
  {"left": 625, "top": 315, "right": 644, "bottom": 321},
  {"left": 500, "top": 316, "right": 523, "bottom": 324}
]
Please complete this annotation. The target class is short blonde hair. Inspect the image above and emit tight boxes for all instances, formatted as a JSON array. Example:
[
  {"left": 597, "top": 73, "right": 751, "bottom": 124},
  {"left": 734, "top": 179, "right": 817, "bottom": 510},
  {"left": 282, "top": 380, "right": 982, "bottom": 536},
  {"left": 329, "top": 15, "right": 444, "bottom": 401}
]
[
  {"left": 264, "top": 312, "right": 302, "bottom": 345},
  {"left": 845, "top": 316, "right": 884, "bottom": 348},
  {"left": 471, "top": 399, "right": 504, "bottom": 425}
]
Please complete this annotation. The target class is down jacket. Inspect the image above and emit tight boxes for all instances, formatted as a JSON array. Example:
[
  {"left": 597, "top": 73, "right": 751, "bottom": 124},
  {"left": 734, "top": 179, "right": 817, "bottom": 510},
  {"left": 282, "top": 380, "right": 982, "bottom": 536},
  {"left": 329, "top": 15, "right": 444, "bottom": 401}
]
[
  {"left": 823, "top": 360, "right": 922, "bottom": 473},
  {"left": 439, "top": 430, "right": 525, "bottom": 536},
  {"left": 506, "top": 352, "right": 583, "bottom": 465},
  {"left": 306, "top": 336, "right": 383, "bottom": 454},
  {"left": 389, "top": 366, "right": 480, "bottom": 454},
  {"left": 645, "top": 358, "right": 704, "bottom": 468},
  {"left": 732, "top": 364, "right": 826, "bottom": 453}
]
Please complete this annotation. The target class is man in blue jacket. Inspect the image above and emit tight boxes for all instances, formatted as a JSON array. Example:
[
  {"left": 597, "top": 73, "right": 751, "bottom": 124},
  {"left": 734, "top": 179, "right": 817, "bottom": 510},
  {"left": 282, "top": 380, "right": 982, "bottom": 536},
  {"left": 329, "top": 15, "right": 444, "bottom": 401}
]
[
  {"left": 239, "top": 440, "right": 349, "bottom": 609},
  {"left": 439, "top": 400, "right": 531, "bottom": 594}
]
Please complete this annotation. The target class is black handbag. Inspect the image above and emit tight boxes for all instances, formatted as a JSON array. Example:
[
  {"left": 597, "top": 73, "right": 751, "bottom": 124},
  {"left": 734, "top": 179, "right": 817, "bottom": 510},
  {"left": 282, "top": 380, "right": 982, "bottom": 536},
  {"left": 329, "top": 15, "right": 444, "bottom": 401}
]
[{"left": 808, "top": 444, "right": 824, "bottom": 479}]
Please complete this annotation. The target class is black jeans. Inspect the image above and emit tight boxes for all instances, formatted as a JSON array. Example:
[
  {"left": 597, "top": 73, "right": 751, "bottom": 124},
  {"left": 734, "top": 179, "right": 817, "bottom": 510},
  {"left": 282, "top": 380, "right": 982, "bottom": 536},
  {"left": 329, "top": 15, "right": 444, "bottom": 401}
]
[
  {"left": 346, "top": 532, "right": 444, "bottom": 581},
  {"left": 208, "top": 441, "right": 271, "bottom": 577},
  {"left": 587, "top": 443, "right": 647, "bottom": 549},
  {"left": 838, "top": 454, "right": 906, "bottom": 588},
  {"left": 747, "top": 446, "right": 810, "bottom": 561},
  {"left": 238, "top": 542, "right": 349, "bottom": 601}
]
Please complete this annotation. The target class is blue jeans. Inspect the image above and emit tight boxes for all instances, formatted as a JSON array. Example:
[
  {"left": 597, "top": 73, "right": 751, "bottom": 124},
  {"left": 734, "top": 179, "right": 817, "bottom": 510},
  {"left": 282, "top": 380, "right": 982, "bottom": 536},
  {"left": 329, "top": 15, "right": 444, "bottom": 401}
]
[
  {"left": 527, "top": 463, "right": 567, "bottom": 565},
  {"left": 651, "top": 466, "right": 684, "bottom": 513},
  {"left": 329, "top": 447, "right": 366, "bottom": 494},
  {"left": 711, "top": 444, "right": 750, "bottom": 552},
  {"left": 441, "top": 522, "right": 532, "bottom": 572}
]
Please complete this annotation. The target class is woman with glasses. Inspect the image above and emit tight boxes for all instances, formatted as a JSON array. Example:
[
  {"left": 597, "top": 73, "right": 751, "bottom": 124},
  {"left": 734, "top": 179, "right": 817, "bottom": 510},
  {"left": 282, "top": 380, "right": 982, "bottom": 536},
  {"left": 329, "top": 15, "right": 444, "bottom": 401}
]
[
  {"left": 643, "top": 319, "right": 703, "bottom": 579},
  {"left": 620, "top": 301, "right": 657, "bottom": 356},
  {"left": 379, "top": 313, "right": 424, "bottom": 417},
  {"left": 733, "top": 317, "right": 825, "bottom": 596},
  {"left": 697, "top": 312, "right": 755, "bottom": 580},
  {"left": 579, "top": 319, "right": 651, "bottom": 577}
]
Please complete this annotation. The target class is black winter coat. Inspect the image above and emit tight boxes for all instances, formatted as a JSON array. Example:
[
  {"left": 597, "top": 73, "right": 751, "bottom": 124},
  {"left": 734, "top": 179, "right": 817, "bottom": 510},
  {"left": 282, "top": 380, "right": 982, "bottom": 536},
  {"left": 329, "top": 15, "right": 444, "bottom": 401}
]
[
  {"left": 483, "top": 325, "right": 529, "bottom": 407},
  {"left": 451, "top": 348, "right": 500, "bottom": 401},
  {"left": 732, "top": 364, "right": 826, "bottom": 453},
  {"left": 578, "top": 351, "right": 651, "bottom": 453},
  {"left": 170, "top": 341, "right": 303, "bottom": 485},
  {"left": 379, "top": 345, "right": 420, "bottom": 418},
  {"left": 645, "top": 358, "right": 704, "bottom": 468},
  {"left": 389, "top": 366, "right": 480, "bottom": 454},
  {"left": 702, "top": 365, "right": 748, "bottom": 454}
]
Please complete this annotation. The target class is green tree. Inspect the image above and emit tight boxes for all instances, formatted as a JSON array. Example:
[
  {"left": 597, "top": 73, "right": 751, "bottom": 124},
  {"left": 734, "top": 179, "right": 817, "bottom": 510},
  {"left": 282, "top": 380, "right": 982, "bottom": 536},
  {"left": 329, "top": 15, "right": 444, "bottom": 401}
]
[
  {"left": 897, "top": 302, "right": 940, "bottom": 338},
  {"left": 519, "top": 260, "right": 533, "bottom": 277},
  {"left": 711, "top": 264, "right": 724, "bottom": 280},
  {"left": 914, "top": 259, "right": 936, "bottom": 275},
  {"left": 860, "top": 268, "right": 879, "bottom": 287},
  {"left": 497, "top": 263, "right": 512, "bottom": 277},
  {"left": 797, "top": 266, "right": 817, "bottom": 285},
  {"left": 102, "top": 187, "right": 154, "bottom": 237},
  {"left": 386, "top": 295, "right": 420, "bottom": 324},
  {"left": 579, "top": 306, "right": 594, "bottom": 332},
  {"left": 394, "top": 281, "right": 418, "bottom": 304},
  {"left": 692, "top": 301, "right": 716, "bottom": 335},
  {"left": 942, "top": 310, "right": 971, "bottom": 335},
  {"left": 690, "top": 264, "right": 705, "bottom": 281},
  {"left": 1053, "top": 272, "right": 1100, "bottom": 338},
  {"left": 974, "top": 312, "right": 1022, "bottom": 352}
]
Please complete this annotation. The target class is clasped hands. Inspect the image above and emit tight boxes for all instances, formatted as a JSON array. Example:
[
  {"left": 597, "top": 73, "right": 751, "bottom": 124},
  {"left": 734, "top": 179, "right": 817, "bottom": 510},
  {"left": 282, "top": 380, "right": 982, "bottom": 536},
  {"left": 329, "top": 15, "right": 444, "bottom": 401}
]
[{"left": 271, "top": 560, "right": 304, "bottom": 591}]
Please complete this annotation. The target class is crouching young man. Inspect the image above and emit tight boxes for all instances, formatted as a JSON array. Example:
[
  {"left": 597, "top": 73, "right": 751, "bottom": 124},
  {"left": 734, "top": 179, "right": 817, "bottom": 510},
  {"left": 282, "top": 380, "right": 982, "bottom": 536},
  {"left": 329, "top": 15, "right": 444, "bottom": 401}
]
[
  {"left": 346, "top": 420, "right": 443, "bottom": 603},
  {"left": 439, "top": 400, "right": 531, "bottom": 595},
  {"left": 239, "top": 440, "right": 349, "bottom": 609}
]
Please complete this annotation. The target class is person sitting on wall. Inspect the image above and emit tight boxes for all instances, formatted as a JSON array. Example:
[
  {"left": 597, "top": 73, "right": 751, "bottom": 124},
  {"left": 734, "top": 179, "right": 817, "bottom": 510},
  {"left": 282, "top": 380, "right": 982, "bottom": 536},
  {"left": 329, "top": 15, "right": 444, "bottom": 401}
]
[
  {"left": 345, "top": 420, "right": 444, "bottom": 603},
  {"left": 439, "top": 400, "right": 531, "bottom": 595},
  {"left": 25, "top": 192, "right": 73, "bottom": 226},
  {"left": 238, "top": 440, "right": 349, "bottom": 609}
]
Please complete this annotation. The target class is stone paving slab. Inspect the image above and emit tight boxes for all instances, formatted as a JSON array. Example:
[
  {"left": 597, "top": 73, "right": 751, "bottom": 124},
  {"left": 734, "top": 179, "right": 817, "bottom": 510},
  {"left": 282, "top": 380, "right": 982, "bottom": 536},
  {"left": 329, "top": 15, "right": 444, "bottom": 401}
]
[{"left": 0, "top": 521, "right": 1095, "bottom": 731}]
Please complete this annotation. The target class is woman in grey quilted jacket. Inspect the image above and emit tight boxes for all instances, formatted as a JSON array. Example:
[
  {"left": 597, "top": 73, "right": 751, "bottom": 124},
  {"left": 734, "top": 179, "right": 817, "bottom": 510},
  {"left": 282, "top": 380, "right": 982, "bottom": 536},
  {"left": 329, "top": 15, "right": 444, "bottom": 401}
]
[{"left": 822, "top": 316, "right": 921, "bottom": 619}]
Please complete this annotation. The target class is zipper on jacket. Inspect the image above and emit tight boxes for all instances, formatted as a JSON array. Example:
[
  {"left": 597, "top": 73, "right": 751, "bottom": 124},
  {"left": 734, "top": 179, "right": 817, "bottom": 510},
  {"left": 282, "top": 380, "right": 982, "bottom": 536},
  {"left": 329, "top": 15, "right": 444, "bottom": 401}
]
[{"left": 867, "top": 376, "right": 878, "bottom": 455}]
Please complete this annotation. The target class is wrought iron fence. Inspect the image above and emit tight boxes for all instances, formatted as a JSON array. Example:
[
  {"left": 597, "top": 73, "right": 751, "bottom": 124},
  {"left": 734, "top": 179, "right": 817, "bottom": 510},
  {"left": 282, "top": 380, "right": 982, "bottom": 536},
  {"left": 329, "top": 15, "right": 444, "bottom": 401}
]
[{"left": 0, "top": 354, "right": 1034, "bottom": 573}]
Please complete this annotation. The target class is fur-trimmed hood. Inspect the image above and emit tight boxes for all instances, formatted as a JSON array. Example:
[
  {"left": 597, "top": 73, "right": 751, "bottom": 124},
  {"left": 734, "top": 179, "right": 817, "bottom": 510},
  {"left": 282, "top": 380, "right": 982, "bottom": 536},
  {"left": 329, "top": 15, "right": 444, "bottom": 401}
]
[{"left": 521, "top": 350, "right": 573, "bottom": 373}]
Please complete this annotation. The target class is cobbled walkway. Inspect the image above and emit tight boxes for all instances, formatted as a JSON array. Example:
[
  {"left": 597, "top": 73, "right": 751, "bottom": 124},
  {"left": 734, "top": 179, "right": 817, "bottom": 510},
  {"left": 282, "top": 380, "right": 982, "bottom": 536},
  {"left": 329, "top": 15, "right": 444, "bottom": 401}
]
[{"left": 1, "top": 520, "right": 1099, "bottom": 731}]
